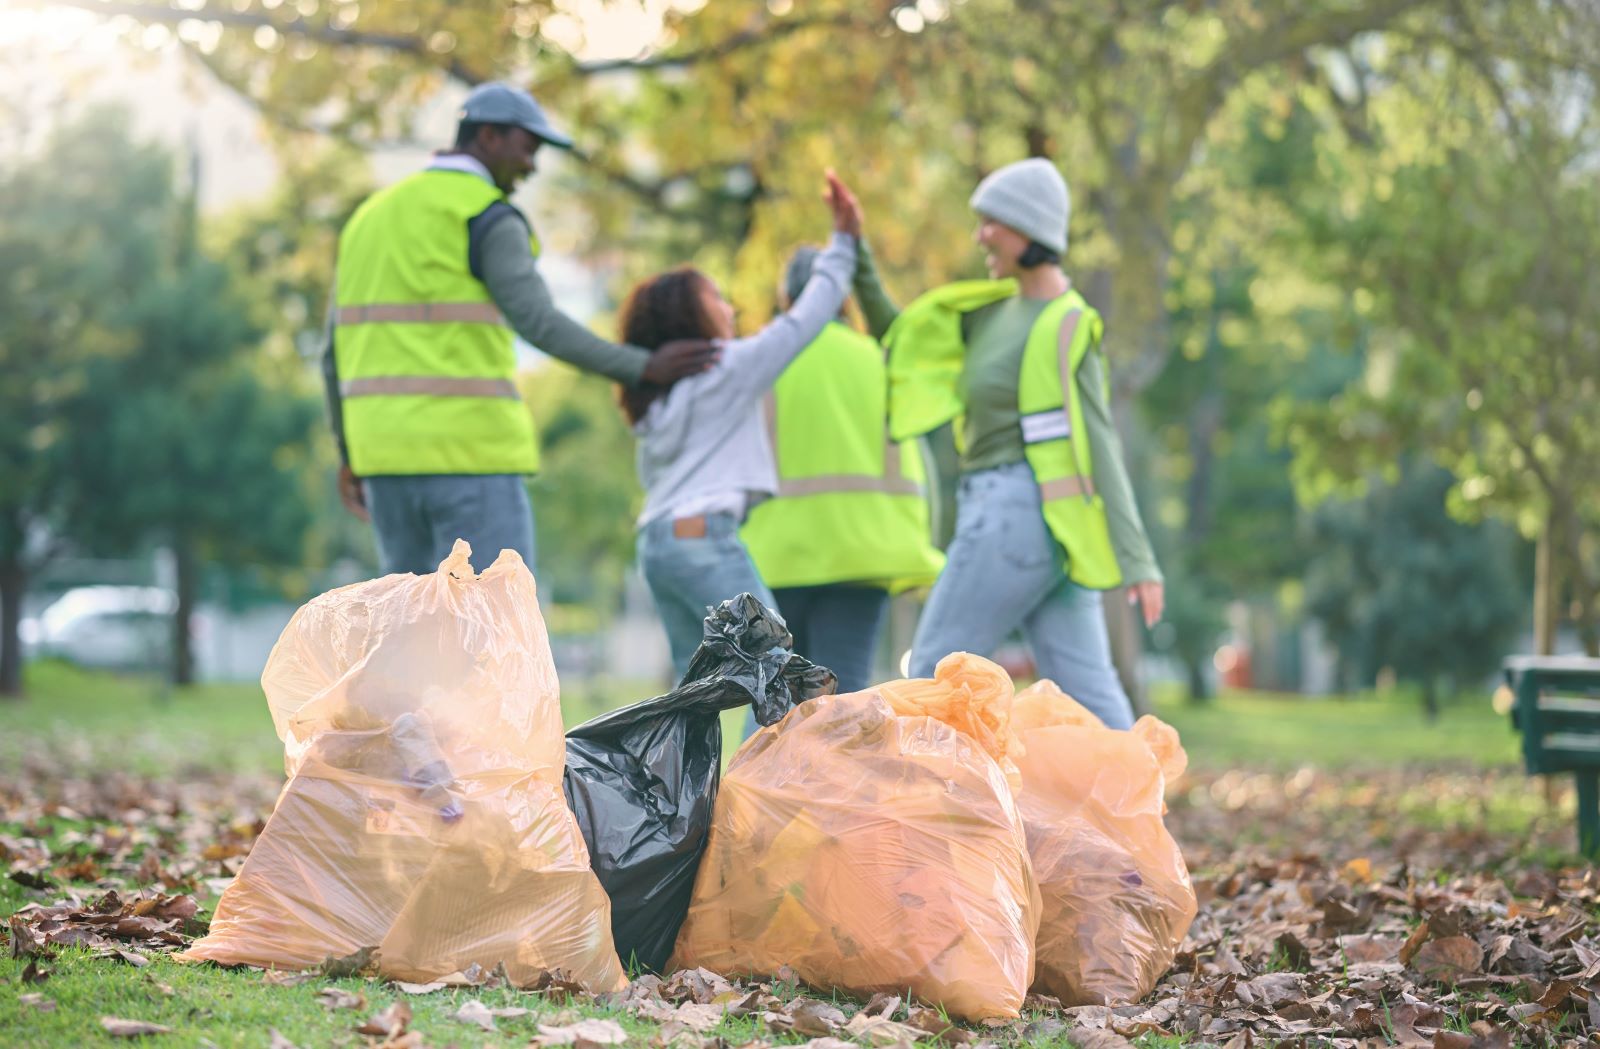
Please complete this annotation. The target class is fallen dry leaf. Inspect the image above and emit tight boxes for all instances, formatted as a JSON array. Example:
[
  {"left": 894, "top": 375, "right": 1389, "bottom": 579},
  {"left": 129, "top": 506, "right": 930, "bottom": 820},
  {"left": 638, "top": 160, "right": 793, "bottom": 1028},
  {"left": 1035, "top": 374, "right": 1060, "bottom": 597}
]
[
  {"left": 905, "top": 1007, "right": 973, "bottom": 1045},
  {"left": 393, "top": 980, "right": 447, "bottom": 994},
  {"left": 534, "top": 1017, "right": 630, "bottom": 1045},
  {"left": 1411, "top": 935, "right": 1485, "bottom": 979},
  {"left": 670, "top": 1002, "right": 726, "bottom": 1031},
  {"left": 354, "top": 1000, "right": 412, "bottom": 1038},
  {"left": 316, "top": 987, "right": 366, "bottom": 1011},
  {"left": 785, "top": 998, "right": 848, "bottom": 1037},
  {"left": 19, "top": 992, "right": 56, "bottom": 1013},
  {"left": 100, "top": 1016, "right": 174, "bottom": 1038},
  {"left": 267, "top": 1030, "right": 301, "bottom": 1049},
  {"left": 453, "top": 999, "right": 497, "bottom": 1031},
  {"left": 843, "top": 1010, "right": 931, "bottom": 1046}
]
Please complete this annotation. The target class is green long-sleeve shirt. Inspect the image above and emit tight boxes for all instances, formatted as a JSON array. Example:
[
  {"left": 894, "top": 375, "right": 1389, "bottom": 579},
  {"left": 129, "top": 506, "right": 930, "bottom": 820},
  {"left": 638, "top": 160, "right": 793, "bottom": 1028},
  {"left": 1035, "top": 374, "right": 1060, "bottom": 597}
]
[{"left": 854, "top": 242, "right": 1162, "bottom": 583}]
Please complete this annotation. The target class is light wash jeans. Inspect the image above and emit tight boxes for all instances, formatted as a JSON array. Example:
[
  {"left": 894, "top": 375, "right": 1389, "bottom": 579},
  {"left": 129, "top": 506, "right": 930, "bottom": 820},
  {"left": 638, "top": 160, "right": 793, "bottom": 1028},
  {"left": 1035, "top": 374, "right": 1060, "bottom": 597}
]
[
  {"left": 909, "top": 462, "right": 1135, "bottom": 730},
  {"left": 637, "top": 512, "right": 778, "bottom": 685},
  {"left": 364, "top": 474, "right": 535, "bottom": 577}
]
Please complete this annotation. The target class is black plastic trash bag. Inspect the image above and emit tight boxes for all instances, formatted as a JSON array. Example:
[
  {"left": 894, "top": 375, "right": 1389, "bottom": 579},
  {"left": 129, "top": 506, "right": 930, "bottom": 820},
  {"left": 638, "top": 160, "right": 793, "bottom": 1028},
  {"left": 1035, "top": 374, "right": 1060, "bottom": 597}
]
[{"left": 563, "top": 593, "right": 836, "bottom": 973}]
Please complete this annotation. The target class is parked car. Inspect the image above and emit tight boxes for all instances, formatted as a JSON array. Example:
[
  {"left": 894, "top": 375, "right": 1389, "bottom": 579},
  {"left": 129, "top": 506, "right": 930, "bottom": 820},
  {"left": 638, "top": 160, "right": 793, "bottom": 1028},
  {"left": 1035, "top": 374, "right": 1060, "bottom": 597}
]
[{"left": 21, "top": 586, "right": 195, "bottom": 671}]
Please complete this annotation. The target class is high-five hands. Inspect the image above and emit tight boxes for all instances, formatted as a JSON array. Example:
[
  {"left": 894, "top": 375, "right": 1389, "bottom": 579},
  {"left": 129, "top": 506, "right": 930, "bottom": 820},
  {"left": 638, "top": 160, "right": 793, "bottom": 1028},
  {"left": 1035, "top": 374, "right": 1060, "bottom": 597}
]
[{"left": 825, "top": 169, "right": 863, "bottom": 238}]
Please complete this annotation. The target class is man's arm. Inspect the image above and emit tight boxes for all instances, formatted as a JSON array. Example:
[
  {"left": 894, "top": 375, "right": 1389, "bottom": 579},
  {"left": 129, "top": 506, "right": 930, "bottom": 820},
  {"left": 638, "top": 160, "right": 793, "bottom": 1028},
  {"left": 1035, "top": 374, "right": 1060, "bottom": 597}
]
[
  {"left": 321, "top": 280, "right": 368, "bottom": 521},
  {"left": 476, "top": 214, "right": 655, "bottom": 385},
  {"left": 320, "top": 288, "right": 349, "bottom": 466}
]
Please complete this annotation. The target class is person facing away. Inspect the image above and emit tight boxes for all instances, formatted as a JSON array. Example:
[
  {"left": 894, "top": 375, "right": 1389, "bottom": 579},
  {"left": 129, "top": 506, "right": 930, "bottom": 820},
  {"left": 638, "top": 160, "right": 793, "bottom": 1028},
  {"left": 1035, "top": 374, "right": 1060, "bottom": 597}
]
[
  {"left": 737, "top": 246, "right": 944, "bottom": 693},
  {"left": 323, "top": 81, "right": 718, "bottom": 576},
  {"left": 854, "top": 157, "right": 1163, "bottom": 730},
  {"left": 618, "top": 172, "right": 865, "bottom": 686}
]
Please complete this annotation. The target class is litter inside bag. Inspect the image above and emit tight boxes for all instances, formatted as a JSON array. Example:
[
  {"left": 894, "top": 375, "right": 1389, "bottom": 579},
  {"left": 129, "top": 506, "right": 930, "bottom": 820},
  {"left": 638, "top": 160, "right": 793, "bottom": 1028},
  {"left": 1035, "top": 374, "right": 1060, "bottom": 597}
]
[
  {"left": 1010, "top": 680, "right": 1197, "bottom": 1006},
  {"left": 671, "top": 652, "right": 1040, "bottom": 1021},
  {"left": 181, "top": 541, "right": 626, "bottom": 992},
  {"left": 563, "top": 593, "right": 835, "bottom": 973}
]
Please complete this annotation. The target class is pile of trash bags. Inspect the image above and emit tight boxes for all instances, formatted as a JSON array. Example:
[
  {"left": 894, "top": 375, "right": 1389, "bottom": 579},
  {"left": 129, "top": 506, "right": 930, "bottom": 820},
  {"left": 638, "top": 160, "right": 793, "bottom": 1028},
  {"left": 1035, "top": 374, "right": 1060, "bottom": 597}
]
[
  {"left": 672, "top": 652, "right": 1196, "bottom": 1020},
  {"left": 183, "top": 544, "right": 1194, "bottom": 1022},
  {"left": 182, "top": 543, "right": 826, "bottom": 990}
]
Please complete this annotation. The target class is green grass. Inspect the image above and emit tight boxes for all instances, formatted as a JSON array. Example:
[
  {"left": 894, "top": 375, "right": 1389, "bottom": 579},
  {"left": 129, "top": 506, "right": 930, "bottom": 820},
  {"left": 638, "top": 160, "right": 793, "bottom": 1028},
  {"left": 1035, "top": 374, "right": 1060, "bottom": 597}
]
[
  {"left": 1153, "top": 686, "right": 1519, "bottom": 770},
  {"left": 0, "top": 661, "right": 1522, "bottom": 780},
  {"left": 0, "top": 660, "right": 680, "bottom": 778},
  {"left": 0, "top": 662, "right": 1537, "bottom": 1049}
]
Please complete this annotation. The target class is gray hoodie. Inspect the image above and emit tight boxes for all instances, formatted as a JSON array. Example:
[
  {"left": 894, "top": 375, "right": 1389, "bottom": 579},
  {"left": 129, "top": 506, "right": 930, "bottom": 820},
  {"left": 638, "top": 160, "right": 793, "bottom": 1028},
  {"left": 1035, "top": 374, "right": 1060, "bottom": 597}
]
[{"left": 634, "top": 232, "right": 857, "bottom": 526}]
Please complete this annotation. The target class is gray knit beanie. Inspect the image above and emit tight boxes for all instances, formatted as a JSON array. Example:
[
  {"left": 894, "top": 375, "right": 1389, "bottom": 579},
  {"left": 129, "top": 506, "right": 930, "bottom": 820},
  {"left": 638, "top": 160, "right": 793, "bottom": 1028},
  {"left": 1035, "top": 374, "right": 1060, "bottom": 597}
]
[
  {"left": 781, "top": 244, "right": 822, "bottom": 307},
  {"left": 969, "top": 158, "right": 1071, "bottom": 255}
]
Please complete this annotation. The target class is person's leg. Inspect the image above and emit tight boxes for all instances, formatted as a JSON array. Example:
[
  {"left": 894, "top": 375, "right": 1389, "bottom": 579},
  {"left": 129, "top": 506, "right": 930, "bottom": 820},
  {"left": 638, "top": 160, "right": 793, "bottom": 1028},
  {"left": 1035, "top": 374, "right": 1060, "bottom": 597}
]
[
  {"left": 909, "top": 463, "right": 1066, "bottom": 677},
  {"left": 796, "top": 584, "right": 890, "bottom": 692},
  {"left": 362, "top": 476, "right": 438, "bottom": 576},
  {"left": 769, "top": 586, "right": 817, "bottom": 673},
  {"left": 421, "top": 474, "right": 536, "bottom": 575},
  {"left": 638, "top": 514, "right": 779, "bottom": 682},
  {"left": 1023, "top": 579, "right": 1136, "bottom": 730}
]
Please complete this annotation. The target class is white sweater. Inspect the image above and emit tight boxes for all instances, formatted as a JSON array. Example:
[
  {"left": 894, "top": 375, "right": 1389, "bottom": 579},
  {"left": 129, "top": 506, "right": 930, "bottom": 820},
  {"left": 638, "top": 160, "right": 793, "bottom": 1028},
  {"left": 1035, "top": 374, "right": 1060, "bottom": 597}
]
[{"left": 634, "top": 232, "right": 857, "bottom": 526}]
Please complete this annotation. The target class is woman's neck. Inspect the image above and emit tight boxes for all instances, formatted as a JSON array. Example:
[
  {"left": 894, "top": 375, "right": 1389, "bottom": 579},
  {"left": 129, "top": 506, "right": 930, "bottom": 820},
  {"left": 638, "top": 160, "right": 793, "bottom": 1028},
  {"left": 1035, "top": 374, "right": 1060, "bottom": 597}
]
[{"left": 1016, "top": 265, "right": 1070, "bottom": 300}]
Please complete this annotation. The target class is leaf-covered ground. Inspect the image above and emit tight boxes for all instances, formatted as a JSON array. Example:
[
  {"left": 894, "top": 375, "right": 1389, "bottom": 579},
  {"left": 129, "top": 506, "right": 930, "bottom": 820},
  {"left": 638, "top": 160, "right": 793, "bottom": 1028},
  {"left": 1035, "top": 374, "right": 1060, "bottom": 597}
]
[{"left": 2, "top": 667, "right": 1594, "bottom": 1048}]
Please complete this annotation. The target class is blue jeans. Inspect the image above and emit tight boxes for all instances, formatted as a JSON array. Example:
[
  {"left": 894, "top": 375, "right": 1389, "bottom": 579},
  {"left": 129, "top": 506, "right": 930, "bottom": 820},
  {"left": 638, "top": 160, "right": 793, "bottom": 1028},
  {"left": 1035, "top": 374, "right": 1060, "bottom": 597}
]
[
  {"left": 637, "top": 512, "right": 778, "bottom": 684},
  {"left": 771, "top": 584, "right": 890, "bottom": 694},
  {"left": 364, "top": 474, "right": 535, "bottom": 577},
  {"left": 909, "top": 462, "right": 1135, "bottom": 730}
]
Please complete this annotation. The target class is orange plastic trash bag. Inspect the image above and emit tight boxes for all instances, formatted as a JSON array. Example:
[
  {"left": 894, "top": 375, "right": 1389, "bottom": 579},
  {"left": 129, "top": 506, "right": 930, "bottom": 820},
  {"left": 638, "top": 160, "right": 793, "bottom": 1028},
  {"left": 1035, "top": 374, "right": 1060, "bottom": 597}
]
[
  {"left": 670, "top": 653, "right": 1039, "bottom": 1021},
  {"left": 1010, "top": 681, "right": 1196, "bottom": 1007},
  {"left": 181, "top": 541, "right": 626, "bottom": 992}
]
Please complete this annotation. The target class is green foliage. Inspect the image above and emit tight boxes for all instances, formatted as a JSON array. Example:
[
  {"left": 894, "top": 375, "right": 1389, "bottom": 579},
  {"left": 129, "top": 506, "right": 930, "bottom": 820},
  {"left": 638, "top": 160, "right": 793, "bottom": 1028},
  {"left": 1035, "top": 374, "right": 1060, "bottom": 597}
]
[
  {"left": 521, "top": 364, "right": 640, "bottom": 611},
  {"left": 1, "top": 106, "right": 322, "bottom": 685},
  {"left": 1303, "top": 463, "right": 1526, "bottom": 713}
]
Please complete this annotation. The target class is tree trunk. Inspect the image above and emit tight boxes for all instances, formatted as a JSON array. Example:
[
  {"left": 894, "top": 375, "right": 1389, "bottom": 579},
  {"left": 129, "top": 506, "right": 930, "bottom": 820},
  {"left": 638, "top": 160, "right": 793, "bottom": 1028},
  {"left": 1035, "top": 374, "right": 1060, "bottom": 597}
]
[
  {"left": 0, "top": 555, "right": 23, "bottom": 698},
  {"left": 1186, "top": 655, "right": 1210, "bottom": 703},
  {"left": 1534, "top": 514, "right": 1557, "bottom": 655},
  {"left": 1421, "top": 677, "right": 1439, "bottom": 722},
  {"left": 171, "top": 543, "right": 198, "bottom": 687}
]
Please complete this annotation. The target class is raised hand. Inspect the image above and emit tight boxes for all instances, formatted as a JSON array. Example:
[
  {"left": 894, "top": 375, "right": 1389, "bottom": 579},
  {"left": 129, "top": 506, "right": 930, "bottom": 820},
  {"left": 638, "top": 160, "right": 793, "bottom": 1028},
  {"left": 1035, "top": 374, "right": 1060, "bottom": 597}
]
[{"left": 825, "top": 169, "right": 863, "bottom": 238}]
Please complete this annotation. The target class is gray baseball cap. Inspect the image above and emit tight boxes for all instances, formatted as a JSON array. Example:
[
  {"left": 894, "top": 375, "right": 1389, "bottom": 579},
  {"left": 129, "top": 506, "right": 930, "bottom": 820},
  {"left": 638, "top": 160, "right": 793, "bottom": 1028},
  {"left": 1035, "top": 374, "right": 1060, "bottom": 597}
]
[{"left": 458, "top": 82, "right": 573, "bottom": 149}]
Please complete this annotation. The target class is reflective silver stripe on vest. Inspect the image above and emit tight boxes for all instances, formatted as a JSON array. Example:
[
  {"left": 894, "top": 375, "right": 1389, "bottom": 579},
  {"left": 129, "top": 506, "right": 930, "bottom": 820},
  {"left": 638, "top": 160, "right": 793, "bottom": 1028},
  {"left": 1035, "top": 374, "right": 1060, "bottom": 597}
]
[
  {"left": 336, "top": 302, "right": 505, "bottom": 326},
  {"left": 765, "top": 394, "right": 924, "bottom": 499},
  {"left": 340, "top": 377, "right": 521, "bottom": 399},
  {"left": 777, "top": 473, "right": 923, "bottom": 498},
  {"left": 1038, "top": 475, "right": 1097, "bottom": 501},
  {"left": 1020, "top": 409, "right": 1071, "bottom": 444}
]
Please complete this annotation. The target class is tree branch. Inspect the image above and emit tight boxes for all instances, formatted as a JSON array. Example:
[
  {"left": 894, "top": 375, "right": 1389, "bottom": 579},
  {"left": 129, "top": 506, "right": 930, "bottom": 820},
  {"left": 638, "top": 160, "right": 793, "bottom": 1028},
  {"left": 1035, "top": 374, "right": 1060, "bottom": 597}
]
[
  {"left": 48, "top": 0, "right": 488, "bottom": 83},
  {"left": 568, "top": 11, "right": 875, "bottom": 76}
]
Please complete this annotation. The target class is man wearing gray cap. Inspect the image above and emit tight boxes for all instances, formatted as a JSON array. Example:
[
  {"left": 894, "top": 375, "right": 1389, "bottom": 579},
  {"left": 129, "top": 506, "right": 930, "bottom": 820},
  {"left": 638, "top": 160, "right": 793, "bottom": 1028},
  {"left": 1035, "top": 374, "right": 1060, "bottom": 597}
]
[{"left": 323, "top": 82, "right": 717, "bottom": 575}]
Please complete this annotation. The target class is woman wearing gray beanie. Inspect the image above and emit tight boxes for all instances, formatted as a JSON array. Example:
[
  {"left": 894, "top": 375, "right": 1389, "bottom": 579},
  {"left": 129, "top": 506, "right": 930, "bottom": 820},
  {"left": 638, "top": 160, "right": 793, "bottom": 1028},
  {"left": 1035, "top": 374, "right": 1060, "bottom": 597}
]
[{"left": 851, "top": 157, "right": 1163, "bottom": 729}]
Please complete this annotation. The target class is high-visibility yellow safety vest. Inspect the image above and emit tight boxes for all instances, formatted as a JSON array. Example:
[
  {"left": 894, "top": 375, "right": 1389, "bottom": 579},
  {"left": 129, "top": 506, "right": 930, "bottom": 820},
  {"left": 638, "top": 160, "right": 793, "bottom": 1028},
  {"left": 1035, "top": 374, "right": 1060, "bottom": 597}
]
[
  {"left": 335, "top": 169, "right": 540, "bottom": 477},
  {"left": 742, "top": 322, "right": 945, "bottom": 592},
  {"left": 885, "top": 280, "right": 1123, "bottom": 590}
]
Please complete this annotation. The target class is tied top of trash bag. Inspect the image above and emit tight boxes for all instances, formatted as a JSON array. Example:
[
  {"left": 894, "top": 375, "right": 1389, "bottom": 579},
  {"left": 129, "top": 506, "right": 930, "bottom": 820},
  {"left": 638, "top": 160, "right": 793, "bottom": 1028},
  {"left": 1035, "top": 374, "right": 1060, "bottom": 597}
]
[
  {"left": 259, "top": 540, "right": 564, "bottom": 782},
  {"left": 570, "top": 593, "right": 836, "bottom": 740},
  {"left": 874, "top": 652, "right": 1021, "bottom": 767}
]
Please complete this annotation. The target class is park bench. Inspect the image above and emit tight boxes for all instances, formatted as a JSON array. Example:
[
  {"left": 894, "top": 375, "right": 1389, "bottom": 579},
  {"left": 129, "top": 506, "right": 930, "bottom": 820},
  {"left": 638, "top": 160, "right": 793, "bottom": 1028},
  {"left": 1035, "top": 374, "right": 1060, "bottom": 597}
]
[{"left": 1503, "top": 655, "right": 1600, "bottom": 859}]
